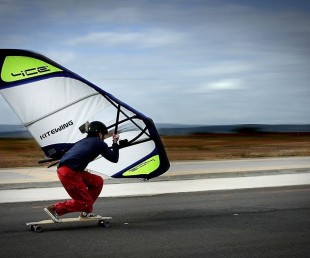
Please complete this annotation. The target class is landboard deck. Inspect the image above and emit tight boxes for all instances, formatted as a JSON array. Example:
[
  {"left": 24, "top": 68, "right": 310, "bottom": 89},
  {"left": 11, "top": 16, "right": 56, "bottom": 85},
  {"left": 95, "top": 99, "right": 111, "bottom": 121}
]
[
  {"left": 26, "top": 216, "right": 112, "bottom": 232},
  {"left": 26, "top": 216, "right": 112, "bottom": 226}
]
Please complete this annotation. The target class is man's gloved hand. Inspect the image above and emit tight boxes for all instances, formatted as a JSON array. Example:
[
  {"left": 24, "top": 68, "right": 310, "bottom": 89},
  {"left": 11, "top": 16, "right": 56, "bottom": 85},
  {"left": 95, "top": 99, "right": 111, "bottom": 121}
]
[
  {"left": 119, "top": 139, "right": 129, "bottom": 147},
  {"left": 112, "top": 134, "right": 120, "bottom": 144}
]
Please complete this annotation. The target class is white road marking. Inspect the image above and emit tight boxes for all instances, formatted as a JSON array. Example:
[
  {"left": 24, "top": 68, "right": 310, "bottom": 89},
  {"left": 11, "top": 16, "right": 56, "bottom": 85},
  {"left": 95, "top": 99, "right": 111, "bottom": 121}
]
[{"left": 0, "top": 173, "right": 309, "bottom": 203}]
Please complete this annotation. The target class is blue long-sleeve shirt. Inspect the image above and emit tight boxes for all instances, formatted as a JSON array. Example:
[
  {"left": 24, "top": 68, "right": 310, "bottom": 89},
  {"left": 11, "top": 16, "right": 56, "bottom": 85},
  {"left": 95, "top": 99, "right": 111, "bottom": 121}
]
[{"left": 58, "top": 136, "right": 119, "bottom": 171}]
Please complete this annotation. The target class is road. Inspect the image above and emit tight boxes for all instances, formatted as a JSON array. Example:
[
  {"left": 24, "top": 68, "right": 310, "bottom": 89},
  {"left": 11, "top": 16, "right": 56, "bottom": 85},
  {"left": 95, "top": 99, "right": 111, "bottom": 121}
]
[
  {"left": 1, "top": 185, "right": 309, "bottom": 258},
  {"left": 0, "top": 157, "right": 310, "bottom": 257}
]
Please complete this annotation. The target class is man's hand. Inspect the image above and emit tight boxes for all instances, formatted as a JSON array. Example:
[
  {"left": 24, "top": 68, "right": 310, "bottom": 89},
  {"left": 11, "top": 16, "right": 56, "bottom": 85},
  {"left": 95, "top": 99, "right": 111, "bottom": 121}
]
[{"left": 112, "top": 134, "right": 120, "bottom": 144}]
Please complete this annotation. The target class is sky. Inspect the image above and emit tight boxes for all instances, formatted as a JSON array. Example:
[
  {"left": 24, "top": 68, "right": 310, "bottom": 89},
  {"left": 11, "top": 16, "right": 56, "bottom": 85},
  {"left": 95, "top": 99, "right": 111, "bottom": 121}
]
[{"left": 0, "top": 0, "right": 309, "bottom": 125}]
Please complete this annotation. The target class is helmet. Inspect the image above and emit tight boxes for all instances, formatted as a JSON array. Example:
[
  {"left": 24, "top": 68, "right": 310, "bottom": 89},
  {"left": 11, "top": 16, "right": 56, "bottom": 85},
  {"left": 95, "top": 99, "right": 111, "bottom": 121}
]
[{"left": 88, "top": 121, "right": 108, "bottom": 135}]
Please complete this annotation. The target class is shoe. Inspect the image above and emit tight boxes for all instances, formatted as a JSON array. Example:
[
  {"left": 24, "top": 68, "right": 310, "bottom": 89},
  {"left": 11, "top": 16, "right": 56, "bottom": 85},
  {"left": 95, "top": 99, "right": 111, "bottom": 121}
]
[
  {"left": 79, "top": 212, "right": 102, "bottom": 219},
  {"left": 44, "top": 205, "right": 59, "bottom": 223}
]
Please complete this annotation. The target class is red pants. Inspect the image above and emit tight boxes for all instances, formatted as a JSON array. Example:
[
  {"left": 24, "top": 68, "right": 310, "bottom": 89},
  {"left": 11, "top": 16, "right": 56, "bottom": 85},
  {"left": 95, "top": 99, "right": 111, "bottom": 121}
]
[{"left": 54, "top": 166, "right": 104, "bottom": 216}]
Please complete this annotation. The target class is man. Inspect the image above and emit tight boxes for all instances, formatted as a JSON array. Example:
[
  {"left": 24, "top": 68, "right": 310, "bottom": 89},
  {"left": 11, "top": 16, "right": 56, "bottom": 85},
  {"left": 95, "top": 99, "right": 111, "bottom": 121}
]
[{"left": 44, "top": 121, "right": 119, "bottom": 222}]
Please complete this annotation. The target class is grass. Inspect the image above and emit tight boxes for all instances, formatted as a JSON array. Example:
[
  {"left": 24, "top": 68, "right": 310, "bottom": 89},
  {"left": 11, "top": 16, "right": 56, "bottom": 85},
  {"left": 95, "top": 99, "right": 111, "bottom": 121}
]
[
  {"left": 0, "top": 138, "right": 43, "bottom": 167},
  {"left": 162, "top": 133, "right": 310, "bottom": 161},
  {"left": 0, "top": 133, "right": 310, "bottom": 168}
]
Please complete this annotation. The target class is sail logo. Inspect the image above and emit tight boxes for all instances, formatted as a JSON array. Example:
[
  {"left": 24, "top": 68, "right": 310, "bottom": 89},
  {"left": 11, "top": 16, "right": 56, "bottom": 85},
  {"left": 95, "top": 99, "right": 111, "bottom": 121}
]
[
  {"left": 40, "top": 120, "right": 74, "bottom": 140},
  {"left": 11, "top": 66, "right": 51, "bottom": 79},
  {"left": 128, "top": 158, "right": 156, "bottom": 172},
  {"left": 123, "top": 155, "right": 160, "bottom": 176},
  {"left": 1, "top": 56, "right": 62, "bottom": 83}
]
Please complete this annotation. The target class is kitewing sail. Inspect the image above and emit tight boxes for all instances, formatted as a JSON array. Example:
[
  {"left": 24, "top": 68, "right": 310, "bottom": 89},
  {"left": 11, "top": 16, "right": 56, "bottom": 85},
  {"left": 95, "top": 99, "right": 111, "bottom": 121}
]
[{"left": 0, "top": 49, "right": 170, "bottom": 180}]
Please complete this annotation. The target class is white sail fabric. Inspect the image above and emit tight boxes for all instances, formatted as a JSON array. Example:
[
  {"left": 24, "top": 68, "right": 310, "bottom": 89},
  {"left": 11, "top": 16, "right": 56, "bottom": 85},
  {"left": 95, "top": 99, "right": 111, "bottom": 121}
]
[{"left": 1, "top": 77, "right": 107, "bottom": 147}]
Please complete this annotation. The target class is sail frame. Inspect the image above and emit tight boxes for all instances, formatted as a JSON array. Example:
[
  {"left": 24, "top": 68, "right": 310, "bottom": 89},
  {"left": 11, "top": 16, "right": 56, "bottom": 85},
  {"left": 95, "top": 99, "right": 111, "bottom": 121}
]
[{"left": 0, "top": 49, "right": 170, "bottom": 180}]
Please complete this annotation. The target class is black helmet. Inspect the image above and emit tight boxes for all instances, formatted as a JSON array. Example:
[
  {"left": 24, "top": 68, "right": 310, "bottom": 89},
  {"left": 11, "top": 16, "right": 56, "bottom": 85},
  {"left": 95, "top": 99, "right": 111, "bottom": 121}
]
[{"left": 88, "top": 121, "right": 108, "bottom": 135}]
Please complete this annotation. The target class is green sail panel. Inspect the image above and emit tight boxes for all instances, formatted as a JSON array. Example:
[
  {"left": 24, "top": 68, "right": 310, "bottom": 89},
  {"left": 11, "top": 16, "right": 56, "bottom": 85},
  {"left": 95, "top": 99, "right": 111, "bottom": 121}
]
[{"left": 1, "top": 56, "right": 62, "bottom": 82}]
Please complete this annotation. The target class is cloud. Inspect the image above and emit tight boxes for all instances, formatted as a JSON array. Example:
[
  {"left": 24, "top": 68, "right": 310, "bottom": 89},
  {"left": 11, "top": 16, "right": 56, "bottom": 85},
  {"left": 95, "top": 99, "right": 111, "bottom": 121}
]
[
  {"left": 0, "top": 35, "right": 26, "bottom": 45},
  {"left": 208, "top": 79, "right": 243, "bottom": 91},
  {"left": 189, "top": 62, "right": 254, "bottom": 77},
  {"left": 44, "top": 50, "right": 77, "bottom": 65},
  {"left": 67, "top": 29, "right": 184, "bottom": 48},
  {"left": 190, "top": 79, "right": 243, "bottom": 94}
]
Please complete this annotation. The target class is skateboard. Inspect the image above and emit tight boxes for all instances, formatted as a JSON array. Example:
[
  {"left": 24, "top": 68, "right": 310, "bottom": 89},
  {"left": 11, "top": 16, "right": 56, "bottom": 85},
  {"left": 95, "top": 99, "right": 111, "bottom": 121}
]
[{"left": 26, "top": 216, "right": 112, "bottom": 233}]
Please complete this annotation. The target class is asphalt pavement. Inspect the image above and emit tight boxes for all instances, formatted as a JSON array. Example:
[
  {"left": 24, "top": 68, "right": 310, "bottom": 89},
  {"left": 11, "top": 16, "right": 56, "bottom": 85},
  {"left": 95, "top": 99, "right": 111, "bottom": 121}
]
[
  {"left": 1, "top": 157, "right": 310, "bottom": 257},
  {"left": 1, "top": 186, "right": 309, "bottom": 258}
]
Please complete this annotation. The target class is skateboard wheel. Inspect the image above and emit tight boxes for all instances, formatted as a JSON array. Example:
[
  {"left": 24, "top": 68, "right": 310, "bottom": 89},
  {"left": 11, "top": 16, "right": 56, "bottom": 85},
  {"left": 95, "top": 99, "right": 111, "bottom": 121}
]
[
  {"left": 98, "top": 220, "right": 111, "bottom": 228},
  {"left": 33, "top": 225, "right": 43, "bottom": 233}
]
